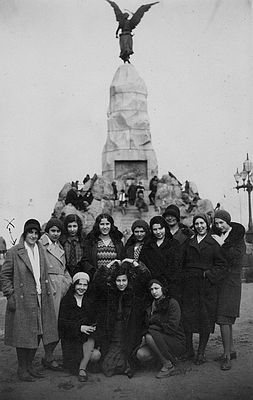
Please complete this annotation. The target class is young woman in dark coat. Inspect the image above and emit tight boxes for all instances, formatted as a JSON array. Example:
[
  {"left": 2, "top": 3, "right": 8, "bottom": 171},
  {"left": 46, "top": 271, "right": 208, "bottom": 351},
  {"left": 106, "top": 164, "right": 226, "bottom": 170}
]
[
  {"left": 181, "top": 213, "right": 228, "bottom": 365},
  {"left": 58, "top": 272, "right": 101, "bottom": 382},
  {"left": 139, "top": 216, "right": 182, "bottom": 302},
  {"left": 137, "top": 279, "right": 186, "bottom": 379},
  {"left": 124, "top": 219, "right": 151, "bottom": 303},
  {"left": 93, "top": 260, "right": 146, "bottom": 377},
  {"left": 60, "top": 214, "right": 86, "bottom": 277},
  {"left": 212, "top": 210, "right": 246, "bottom": 371},
  {"left": 78, "top": 213, "right": 125, "bottom": 279}
]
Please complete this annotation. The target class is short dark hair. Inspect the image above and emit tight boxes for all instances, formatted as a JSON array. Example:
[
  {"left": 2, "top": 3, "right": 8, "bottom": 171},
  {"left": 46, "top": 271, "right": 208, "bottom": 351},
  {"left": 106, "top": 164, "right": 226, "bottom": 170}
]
[{"left": 64, "top": 214, "right": 83, "bottom": 239}]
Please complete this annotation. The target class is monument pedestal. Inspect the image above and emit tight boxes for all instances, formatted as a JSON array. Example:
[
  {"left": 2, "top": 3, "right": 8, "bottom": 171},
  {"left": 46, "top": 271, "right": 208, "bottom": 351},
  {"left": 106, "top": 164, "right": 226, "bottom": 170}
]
[{"left": 102, "top": 64, "right": 158, "bottom": 186}]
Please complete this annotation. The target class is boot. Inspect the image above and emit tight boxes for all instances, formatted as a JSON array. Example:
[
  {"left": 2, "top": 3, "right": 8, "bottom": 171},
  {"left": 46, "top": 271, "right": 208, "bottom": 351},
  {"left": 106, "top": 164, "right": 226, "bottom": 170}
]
[{"left": 16, "top": 348, "right": 36, "bottom": 382}]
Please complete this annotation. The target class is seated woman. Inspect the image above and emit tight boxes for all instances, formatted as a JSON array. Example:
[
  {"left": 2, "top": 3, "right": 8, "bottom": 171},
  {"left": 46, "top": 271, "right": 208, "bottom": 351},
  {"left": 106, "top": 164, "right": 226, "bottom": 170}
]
[
  {"left": 93, "top": 260, "right": 146, "bottom": 378},
  {"left": 137, "top": 279, "right": 186, "bottom": 379},
  {"left": 58, "top": 272, "right": 101, "bottom": 382}
]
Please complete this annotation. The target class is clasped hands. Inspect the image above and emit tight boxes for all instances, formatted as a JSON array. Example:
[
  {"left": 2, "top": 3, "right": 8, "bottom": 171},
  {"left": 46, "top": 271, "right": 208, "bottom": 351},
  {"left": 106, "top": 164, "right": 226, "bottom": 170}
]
[{"left": 106, "top": 258, "right": 138, "bottom": 269}]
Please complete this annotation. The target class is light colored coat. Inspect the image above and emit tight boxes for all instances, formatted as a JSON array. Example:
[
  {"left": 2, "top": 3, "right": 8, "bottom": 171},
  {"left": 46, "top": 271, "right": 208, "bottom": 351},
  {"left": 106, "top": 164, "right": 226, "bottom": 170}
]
[
  {"left": 40, "top": 234, "right": 71, "bottom": 318},
  {"left": 0, "top": 238, "right": 59, "bottom": 348}
]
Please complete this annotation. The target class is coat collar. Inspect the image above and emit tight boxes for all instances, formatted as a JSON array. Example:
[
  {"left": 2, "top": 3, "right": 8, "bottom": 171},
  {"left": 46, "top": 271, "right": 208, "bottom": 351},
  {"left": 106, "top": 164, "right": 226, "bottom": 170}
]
[
  {"left": 189, "top": 233, "right": 215, "bottom": 252},
  {"left": 17, "top": 237, "right": 44, "bottom": 274},
  {"left": 40, "top": 234, "right": 65, "bottom": 263},
  {"left": 223, "top": 222, "right": 245, "bottom": 246}
]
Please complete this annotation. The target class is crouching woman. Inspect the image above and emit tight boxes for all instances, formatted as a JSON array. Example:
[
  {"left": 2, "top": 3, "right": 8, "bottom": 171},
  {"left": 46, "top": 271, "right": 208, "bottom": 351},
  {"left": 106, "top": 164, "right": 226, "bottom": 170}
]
[
  {"left": 137, "top": 279, "right": 186, "bottom": 379},
  {"left": 94, "top": 260, "right": 145, "bottom": 377},
  {"left": 58, "top": 272, "right": 101, "bottom": 382}
]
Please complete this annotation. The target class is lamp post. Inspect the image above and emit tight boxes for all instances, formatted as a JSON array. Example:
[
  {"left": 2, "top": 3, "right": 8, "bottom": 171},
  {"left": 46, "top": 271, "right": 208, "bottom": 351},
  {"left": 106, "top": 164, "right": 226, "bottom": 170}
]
[{"left": 234, "top": 153, "right": 253, "bottom": 243}]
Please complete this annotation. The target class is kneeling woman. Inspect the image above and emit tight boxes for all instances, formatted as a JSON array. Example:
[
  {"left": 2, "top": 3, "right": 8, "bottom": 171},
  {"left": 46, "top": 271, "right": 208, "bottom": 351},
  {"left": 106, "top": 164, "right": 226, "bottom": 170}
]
[
  {"left": 58, "top": 272, "right": 101, "bottom": 382},
  {"left": 94, "top": 260, "right": 145, "bottom": 377},
  {"left": 137, "top": 280, "right": 186, "bottom": 378}
]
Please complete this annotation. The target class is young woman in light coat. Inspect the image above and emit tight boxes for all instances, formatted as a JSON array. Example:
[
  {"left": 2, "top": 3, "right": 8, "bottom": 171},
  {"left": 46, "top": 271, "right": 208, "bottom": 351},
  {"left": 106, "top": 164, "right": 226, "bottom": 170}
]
[
  {"left": 40, "top": 218, "right": 72, "bottom": 371},
  {"left": 0, "top": 219, "right": 58, "bottom": 382}
]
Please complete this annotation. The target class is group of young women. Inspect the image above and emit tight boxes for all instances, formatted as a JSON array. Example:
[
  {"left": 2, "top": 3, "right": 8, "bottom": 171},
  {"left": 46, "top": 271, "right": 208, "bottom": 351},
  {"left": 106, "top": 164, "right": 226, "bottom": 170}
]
[{"left": 0, "top": 208, "right": 246, "bottom": 382}]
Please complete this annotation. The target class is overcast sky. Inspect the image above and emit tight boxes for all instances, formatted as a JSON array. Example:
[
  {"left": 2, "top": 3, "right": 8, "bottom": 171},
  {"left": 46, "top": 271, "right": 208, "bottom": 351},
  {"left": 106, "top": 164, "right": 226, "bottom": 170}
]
[{"left": 0, "top": 0, "right": 252, "bottom": 244}]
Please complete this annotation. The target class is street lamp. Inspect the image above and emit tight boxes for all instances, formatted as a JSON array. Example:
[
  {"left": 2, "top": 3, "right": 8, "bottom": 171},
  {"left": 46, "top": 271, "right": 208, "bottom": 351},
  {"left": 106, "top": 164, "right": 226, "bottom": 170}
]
[{"left": 234, "top": 153, "right": 253, "bottom": 243}]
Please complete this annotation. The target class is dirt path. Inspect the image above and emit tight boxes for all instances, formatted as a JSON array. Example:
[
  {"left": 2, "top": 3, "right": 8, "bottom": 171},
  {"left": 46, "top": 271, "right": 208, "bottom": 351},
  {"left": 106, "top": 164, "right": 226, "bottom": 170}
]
[{"left": 0, "top": 283, "right": 252, "bottom": 400}]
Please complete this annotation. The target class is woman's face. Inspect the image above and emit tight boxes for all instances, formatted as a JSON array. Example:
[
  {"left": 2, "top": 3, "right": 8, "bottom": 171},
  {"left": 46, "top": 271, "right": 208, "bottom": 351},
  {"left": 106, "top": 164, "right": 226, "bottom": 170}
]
[
  {"left": 67, "top": 221, "right": 78, "bottom": 237},
  {"left": 48, "top": 226, "right": 61, "bottom": 243},
  {"left": 116, "top": 274, "right": 128, "bottom": 291},
  {"left": 25, "top": 229, "right": 39, "bottom": 246},
  {"left": 74, "top": 279, "right": 88, "bottom": 296},
  {"left": 215, "top": 218, "right": 230, "bottom": 234},
  {"left": 150, "top": 283, "right": 163, "bottom": 300},
  {"left": 133, "top": 227, "right": 146, "bottom": 242},
  {"left": 152, "top": 224, "right": 166, "bottom": 240},
  {"left": 194, "top": 218, "right": 208, "bottom": 236},
  {"left": 99, "top": 218, "right": 111, "bottom": 236},
  {"left": 164, "top": 214, "right": 178, "bottom": 228}
]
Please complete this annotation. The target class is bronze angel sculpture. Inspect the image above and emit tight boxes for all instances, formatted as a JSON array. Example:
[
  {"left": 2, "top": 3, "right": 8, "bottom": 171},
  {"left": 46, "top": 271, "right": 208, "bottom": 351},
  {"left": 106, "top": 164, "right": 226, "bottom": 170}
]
[{"left": 106, "top": 1, "right": 159, "bottom": 63}]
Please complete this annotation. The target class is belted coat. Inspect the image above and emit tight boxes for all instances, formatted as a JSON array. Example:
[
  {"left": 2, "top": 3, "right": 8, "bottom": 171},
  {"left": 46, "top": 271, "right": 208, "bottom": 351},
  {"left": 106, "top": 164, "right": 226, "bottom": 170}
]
[
  {"left": 0, "top": 238, "right": 58, "bottom": 348},
  {"left": 213, "top": 222, "right": 246, "bottom": 318},
  {"left": 40, "top": 234, "right": 71, "bottom": 318}
]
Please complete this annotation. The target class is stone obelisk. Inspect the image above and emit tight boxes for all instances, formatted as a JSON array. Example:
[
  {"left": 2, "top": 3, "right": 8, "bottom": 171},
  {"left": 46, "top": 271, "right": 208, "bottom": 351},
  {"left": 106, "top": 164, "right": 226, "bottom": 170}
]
[{"left": 102, "top": 64, "right": 158, "bottom": 185}]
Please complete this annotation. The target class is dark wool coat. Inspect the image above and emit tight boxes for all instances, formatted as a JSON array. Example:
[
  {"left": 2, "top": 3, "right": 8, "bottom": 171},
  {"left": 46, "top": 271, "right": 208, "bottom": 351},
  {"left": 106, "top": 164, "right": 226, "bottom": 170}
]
[
  {"left": 214, "top": 222, "right": 246, "bottom": 318},
  {"left": 79, "top": 232, "right": 125, "bottom": 279},
  {"left": 182, "top": 233, "right": 228, "bottom": 333},
  {"left": 145, "top": 296, "right": 186, "bottom": 362},
  {"left": 92, "top": 266, "right": 145, "bottom": 361},
  {"left": 0, "top": 239, "right": 58, "bottom": 348},
  {"left": 139, "top": 236, "right": 182, "bottom": 301},
  {"left": 58, "top": 286, "right": 98, "bottom": 374},
  {"left": 98, "top": 286, "right": 145, "bottom": 360}
]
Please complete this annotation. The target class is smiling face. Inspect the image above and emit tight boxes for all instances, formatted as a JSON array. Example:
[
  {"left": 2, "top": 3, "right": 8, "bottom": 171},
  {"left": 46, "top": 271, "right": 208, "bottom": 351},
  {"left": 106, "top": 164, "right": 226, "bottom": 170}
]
[
  {"left": 150, "top": 283, "right": 163, "bottom": 300},
  {"left": 215, "top": 218, "right": 230, "bottom": 234},
  {"left": 74, "top": 279, "right": 88, "bottom": 296},
  {"left": 67, "top": 221, "right": 78, "bottom": 237},
  {"left": 25, "top": 229, "right": 39, "bottom": 247},
  {"left": 48, "top": 226, "right": 61, "bottom": 243},
  {"left": 133, "top": 227, "right": 146, "bottom": 242},
  {"left": 152, "top": 224, "right": 166, "bottom": 240},
  {"left": 164, "top": 214, "right": 178, "bottom": 228},
  {"left": 99, "top": 218, "right": 111, "bottom": 236},
  {"left": 115, "top": 274, "right": 128, "bottom": 291},
  {"left": 194, "top": 218, "right": 208, "bottom": 236}
]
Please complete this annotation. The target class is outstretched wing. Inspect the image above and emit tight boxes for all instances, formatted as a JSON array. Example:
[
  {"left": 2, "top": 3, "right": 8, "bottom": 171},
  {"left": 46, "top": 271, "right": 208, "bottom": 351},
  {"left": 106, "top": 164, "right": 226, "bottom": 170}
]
[
  {"left": 106, "top": 0, "right": 124, "bottom": 23},
  {"left": 130, "top": 2, "right": 159, "bottom": 30}
]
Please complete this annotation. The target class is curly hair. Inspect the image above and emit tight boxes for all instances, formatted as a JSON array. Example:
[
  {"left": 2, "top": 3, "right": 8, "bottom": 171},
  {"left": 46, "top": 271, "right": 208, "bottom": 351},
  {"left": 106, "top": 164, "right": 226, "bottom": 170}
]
[
  {"left": 110, "top": 260, "right": 131, "bottom": 287},
  {"left": 91, "top": 213, "right": 123, "bottom": 241},
  {"left": 63, "top": 213, "right": 83, "bottom": 240}
]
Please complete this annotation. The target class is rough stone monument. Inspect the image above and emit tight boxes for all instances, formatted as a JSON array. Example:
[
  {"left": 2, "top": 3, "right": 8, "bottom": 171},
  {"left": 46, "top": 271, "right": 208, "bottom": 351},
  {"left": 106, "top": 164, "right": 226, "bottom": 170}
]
[{"left": 102, "top": 64, "right": 158, "bottom": 186}]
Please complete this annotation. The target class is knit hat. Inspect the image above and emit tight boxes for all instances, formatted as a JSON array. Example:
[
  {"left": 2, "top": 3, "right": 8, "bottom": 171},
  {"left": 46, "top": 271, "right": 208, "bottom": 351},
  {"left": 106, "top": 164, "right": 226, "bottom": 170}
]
[
  {"left": 149, "top": 278, "right": 164, "bottom": 289},
  {"left": 72, "top": 272, "right": 90, "bottom": 284},
  {"left": 214, "top": 210, "right": 231, "bottom": 225},
  {"left": 23, "top": 219, "right": 41, "bottom": 237},
  {"left": 192, "top": 213, "right": 210, "bottom": 230},
  {"left": 45, "top": 218, "right": 64, "bottom": 233},
  {"left": 149, "top": 215, "right": 167, "bottom": 229},
  {"left": 162, "top": 204, "right": 180, "bottom": 221},
  {"left": 131, "top": 219, "right": 149, "bottom": 233}
]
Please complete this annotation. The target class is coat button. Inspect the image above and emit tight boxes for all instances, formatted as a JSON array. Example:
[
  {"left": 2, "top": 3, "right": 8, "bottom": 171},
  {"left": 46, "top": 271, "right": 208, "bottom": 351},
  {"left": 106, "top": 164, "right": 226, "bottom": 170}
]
[
  {"left": 47, "top": 291, "right": 51, "bottom": 295},
  {"left": 20, "top": 295, "right": 24, "bottom": 299},
  {"left": 20, "top": 283, "right": 24, "bottom": 287},
  {"left": 45, "top": 280, "right": 48, "bottom": 283}
]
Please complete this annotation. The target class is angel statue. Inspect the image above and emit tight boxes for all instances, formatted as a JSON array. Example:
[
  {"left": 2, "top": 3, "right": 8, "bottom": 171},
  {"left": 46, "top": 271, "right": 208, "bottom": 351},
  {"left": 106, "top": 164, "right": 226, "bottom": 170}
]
[{"left": 106, "top": 1, "right": 159, "bottom": 63}]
